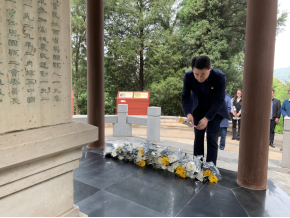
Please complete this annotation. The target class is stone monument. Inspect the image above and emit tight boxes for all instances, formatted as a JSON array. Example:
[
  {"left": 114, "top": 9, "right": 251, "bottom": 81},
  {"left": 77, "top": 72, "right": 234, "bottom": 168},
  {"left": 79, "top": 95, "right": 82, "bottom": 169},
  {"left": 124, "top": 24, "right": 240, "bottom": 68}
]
[{"left": 0, "top": 0, "right": 98, "bottom": 216}]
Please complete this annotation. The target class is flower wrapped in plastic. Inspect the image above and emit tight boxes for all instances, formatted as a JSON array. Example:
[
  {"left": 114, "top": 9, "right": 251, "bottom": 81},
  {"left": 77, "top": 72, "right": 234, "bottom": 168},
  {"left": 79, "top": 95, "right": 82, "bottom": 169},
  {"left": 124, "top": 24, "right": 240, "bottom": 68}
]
[
  {"left": 103, "top": 143, "right": 114, "bottom": 156},
  {"left": 193, "top": 155, "right": 204, "bottom": 182},
  {"left": 176, "top": 116, "right": 195, "bottom": 128},
  {"left": 202, "top": 161, "right": 222, "bottom": 183}
]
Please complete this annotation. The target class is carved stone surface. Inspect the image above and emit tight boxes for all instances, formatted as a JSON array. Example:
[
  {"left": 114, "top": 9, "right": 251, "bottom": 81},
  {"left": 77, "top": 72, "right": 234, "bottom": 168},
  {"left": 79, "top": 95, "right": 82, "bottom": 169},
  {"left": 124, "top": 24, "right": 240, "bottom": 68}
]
[{"left": 0, "top": 0, "right": 72, "bottom": 134}]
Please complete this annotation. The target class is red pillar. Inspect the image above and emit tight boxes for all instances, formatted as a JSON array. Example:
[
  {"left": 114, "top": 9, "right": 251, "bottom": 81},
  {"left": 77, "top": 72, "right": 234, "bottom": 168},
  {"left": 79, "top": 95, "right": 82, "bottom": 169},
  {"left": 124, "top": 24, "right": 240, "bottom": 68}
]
[
  {"left": 86, "top": 0, "right": 105, "bottom": 148},
  {"left": 237, "top": 0, "right": 278, "bottom": 190}
]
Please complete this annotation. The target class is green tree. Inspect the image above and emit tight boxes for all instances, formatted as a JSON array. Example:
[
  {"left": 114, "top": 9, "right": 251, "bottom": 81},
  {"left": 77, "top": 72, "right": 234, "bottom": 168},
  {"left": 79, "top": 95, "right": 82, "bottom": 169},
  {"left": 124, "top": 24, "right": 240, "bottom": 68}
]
[
  {"left": 150, "top": 77, "right": 184, "bottom": 116},
  {"left": 104, "top": 0, "right": 182, "bottom": 97},
  {"left": 178, "top": 0, "right": 288, "bottom": 96},
  {"left": 71, "top": 0, "right": 87, "bottom": 114}
]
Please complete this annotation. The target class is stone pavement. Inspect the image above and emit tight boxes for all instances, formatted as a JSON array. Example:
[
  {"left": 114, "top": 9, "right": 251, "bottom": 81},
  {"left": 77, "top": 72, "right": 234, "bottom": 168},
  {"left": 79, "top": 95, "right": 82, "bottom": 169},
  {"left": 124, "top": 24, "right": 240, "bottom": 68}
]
[{"left": 105, "top": 126, "right": 290, "bottom": 196}]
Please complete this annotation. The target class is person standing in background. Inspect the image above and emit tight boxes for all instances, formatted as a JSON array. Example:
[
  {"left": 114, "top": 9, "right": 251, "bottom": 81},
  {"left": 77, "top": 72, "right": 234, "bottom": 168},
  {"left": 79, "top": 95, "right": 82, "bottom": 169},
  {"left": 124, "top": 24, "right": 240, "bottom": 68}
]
[
  {"left": 231, "top": 89, "right": 242, "bottom": 141},
  {"left": 219, "top": 90, "right": 231, "bottom": 150},
  {"left": 280, "top": 90, "right": 290, "bottom": 151},
  {"left": 269, "top": 89, "right": 281, "bottom": 148}
]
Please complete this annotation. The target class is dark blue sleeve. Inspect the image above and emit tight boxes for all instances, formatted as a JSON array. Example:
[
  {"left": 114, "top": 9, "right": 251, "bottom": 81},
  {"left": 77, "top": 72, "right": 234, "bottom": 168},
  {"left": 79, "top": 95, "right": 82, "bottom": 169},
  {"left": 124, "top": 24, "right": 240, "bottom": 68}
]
[
  {"left": 205, "top": 74, "right": 226, "bottom": 121},
  {"left": 281, "top": 100, "right": 287, "bottom": 117},
  {"left": 181, "top": 74, "right": 192, "bottom": 116}
]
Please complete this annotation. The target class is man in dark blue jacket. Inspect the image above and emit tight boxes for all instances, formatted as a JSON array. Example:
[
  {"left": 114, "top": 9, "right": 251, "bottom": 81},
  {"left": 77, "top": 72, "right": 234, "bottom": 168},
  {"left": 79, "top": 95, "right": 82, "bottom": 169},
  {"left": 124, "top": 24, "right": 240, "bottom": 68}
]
[{"left": 182, "top": 56, "right": 230, "bottom": 165}]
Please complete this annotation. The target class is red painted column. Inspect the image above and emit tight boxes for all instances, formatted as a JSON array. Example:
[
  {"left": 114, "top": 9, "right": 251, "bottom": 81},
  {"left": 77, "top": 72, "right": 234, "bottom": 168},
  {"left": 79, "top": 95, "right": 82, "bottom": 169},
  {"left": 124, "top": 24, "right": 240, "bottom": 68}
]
[
  {"left": 237, "top": 0, "right": 278, "bottom": 190},
  {"left": 86, "top": 0, "right": 105, "bottom": 148}
]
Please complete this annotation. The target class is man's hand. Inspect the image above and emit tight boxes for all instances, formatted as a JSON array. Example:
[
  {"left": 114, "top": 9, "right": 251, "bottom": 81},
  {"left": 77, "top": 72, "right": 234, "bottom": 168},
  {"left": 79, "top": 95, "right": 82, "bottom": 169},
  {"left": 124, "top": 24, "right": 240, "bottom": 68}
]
[
  {"left": 232, "top": 112, "right": 237, "bottom": 117},
  {"left": 196, "top": 117, "right": 208, "bottom": 130},
  {"left": 237, "top": 113, "right": 241, "bottom": 117},
  {"left": 275, "top": 118, "right": 279, "bottom": 123},
  {"left": 187, "top": 114, "right": 194, "bottom": 125}
]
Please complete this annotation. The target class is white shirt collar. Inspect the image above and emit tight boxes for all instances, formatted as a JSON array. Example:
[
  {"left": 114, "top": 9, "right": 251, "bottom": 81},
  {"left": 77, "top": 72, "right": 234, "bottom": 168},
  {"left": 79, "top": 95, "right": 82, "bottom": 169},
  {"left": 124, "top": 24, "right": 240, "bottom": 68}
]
[{"left": 288, "top": 99, "right": 290, "bottom": 101}]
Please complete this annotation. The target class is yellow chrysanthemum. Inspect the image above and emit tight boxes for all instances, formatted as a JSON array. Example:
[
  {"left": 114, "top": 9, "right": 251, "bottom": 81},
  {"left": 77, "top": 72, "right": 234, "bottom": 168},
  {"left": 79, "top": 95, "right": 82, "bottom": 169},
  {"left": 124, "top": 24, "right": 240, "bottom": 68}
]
[
  {"left": 176, "top": 166, "right": 186, "bottom": 178},
  {"left": 209, "top": 175, "right": 218, "bottom": 183},
  {"left": 136, "top": 160, "right": 146, "bottom": 167},
  {"left": 161, "top": 157, "right": 169, "bottom": 166},
  {"left": 178, "top": 118, "right": 184, "bottom": 123},
  {"left": 203, "top": 169, "right": 212, "bottom": 177},
  {"left": 140, "top": 149, "right": 144, "bottom": 156},
  {"left": 117, "top": 146, "right": 122, "bottom": 152}
]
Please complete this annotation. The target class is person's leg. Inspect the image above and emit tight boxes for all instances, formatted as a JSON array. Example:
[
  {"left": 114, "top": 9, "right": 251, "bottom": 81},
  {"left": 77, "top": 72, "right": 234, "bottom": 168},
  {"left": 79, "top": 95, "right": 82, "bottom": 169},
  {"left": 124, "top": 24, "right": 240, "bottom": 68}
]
[
  {"left": 193, "top": 115, "right": 206, "bottom": 157},
  {"left": 269, "top": 119, "right": 275, "bottom": 143},
  {"left": 219, "top": 127, "right": 227, "bottom": 150},
  {"left": 236, "top": 119, "right": 241, "bottom": 140},
  {"left": 206, "top": 114, "right": 223, "bottom": 165},
  {"left": 232, "top": 119, "right": 237, "bottom": 140}
]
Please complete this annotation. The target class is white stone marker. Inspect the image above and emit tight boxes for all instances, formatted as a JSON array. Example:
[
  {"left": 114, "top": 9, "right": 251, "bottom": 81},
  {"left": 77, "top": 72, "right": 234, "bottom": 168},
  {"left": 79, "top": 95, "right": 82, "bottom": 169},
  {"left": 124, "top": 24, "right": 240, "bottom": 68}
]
[
  {"left": 113, "top": 104, "right": 132, "bottom": 137},
  {"left": 282, "top": 117, "right": 290, "bottom": 168},
  {"left": 147, "top": 107, "right": 161, "bottom": 142}
]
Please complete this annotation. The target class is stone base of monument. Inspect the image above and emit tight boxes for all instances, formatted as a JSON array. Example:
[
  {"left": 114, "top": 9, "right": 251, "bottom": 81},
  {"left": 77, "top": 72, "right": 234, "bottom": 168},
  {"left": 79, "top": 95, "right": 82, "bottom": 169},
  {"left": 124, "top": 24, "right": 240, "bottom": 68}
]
[{"left": 0, "top": 122, "right": 98, "bottom": 217}]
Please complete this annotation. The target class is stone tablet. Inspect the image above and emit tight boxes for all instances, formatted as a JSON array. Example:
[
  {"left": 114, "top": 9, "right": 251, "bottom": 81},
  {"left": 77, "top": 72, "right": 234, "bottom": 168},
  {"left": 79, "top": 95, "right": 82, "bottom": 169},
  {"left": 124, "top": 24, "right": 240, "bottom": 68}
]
[{"left": 0, "top": 0, "right": 72, "bottom": 134}]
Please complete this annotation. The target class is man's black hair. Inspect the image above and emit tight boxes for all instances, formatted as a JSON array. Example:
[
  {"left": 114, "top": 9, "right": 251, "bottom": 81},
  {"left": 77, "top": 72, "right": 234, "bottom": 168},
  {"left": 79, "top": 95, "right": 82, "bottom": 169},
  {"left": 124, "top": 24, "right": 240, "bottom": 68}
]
[
  {"left": 288, "top": 90, "right": 290, "bottom": 93},
  {"left": 272, "top": 89, "right": 275, "bottom": 92},
  {"left": 191, "top": 56, "right": 211, "bottom": 70}
]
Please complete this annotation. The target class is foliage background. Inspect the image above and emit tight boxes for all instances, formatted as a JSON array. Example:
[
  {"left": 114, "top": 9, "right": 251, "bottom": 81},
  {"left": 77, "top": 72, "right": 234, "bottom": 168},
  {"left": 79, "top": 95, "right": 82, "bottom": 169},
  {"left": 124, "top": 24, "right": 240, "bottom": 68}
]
[{"left": 71, "top": 0, "right": 288, "bottom": 133}]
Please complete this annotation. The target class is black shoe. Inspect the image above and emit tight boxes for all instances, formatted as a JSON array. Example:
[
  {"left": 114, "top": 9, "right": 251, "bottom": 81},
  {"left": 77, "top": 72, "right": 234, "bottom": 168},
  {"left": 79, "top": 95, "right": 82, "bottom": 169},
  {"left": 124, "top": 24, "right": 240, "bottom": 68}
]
[
  {"left": 235, "top": 138, "right": 240, "bottom": 141},
  {"left": 280, "top": 148, "right": 283, "bottom": 151},
  {"left": 269, "top": 142, "right": 275, "bottom": 148},
  {"left": 232, "top": 137, "right": 236, "bottom": 140}
]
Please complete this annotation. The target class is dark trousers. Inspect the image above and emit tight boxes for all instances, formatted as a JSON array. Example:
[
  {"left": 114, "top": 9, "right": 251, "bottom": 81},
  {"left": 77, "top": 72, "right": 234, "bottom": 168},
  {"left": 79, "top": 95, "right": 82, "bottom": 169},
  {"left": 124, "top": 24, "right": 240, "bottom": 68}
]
[
  {"left": 270, "top": 119, "right": 276, "bottom": 143},
  {"left": 232, "top": 119, "right": 241, "bottom": 139},
  {"left": 193, "top": 114, "right": 223, "bottom": 165}
]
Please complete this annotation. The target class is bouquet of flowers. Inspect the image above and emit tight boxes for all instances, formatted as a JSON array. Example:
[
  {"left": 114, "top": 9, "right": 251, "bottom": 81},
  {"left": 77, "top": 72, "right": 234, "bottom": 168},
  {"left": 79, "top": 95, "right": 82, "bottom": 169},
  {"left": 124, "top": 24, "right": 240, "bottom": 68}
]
[
  {"left": 176, "top": 117, "right": 195, "bottom": 128},
  {"left": 103, "top": 142, "right": 222, "bottom": 183}
]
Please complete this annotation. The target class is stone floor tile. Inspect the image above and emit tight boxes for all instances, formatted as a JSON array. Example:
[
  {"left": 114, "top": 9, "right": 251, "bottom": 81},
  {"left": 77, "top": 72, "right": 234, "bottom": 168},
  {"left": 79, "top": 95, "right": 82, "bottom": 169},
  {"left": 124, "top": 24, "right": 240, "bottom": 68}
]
[
  {"left": 105, "top": 166, "right": 205, "bottom": 217},
  {"left": 77, "top": 190, "right": 168, "bottom": 217},
  {"left": 177, "top": 184, "right": 248, "bottom": 217},
  {"left": 73, "top": 179, "right": 100, "bottom": 204},
  {"left": 232, "top": 180, "right": 290, "bottom": 217}
]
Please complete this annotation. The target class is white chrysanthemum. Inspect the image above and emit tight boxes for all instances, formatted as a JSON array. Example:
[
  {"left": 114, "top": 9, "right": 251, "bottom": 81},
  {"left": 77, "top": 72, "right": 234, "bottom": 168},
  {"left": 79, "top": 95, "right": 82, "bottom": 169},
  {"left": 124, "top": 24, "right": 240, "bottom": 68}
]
[
  {"left": 186, "top": 162, "right": 196, "bottom": 172},
  {"left": 132, "top": 144, "right": 138, "bottom": 149},
  {"left": 126, "top": 155, "right": 133, "bottom": 161},
  {"left": 187, "top": 171, "right": 195, "bottom": 179},
  {"left": 168, "top": 154, "right": 178, "bottom": 163},
  {"left": 161, "top": 165, "right": 167, "bottom": 170},
  {"left": 118, "top": 156, "right": 124, "bottom": 160},
  {"left": 137, "top": 145, "right": 143, "bottom": 150},
  {"left": 112, "top": 151, "right": 117, "bottom": 157},
  {"left": 127, "top": 146, "right": 133, "bottom": 152},
  {"left": 104, "top": 147, "right": 113, "bottom": 153},
  {"left": 172, "top": 162, "right": 180, "bottom": 169},
  {"left": 167, "top": 165, "right": 175, "bottom": 173},
  {"left": 157, "top": 157, "right": 162, "bottom": 165},
  {"left": 156, "top": 149, "right": 163, "bottom": 157}
]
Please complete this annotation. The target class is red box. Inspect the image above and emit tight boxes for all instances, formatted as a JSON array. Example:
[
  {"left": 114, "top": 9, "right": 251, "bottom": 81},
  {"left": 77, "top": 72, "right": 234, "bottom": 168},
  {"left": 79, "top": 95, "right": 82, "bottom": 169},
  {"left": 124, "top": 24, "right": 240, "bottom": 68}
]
[{"left": 117, "top": 91, "right": 150, "bottom": 115}]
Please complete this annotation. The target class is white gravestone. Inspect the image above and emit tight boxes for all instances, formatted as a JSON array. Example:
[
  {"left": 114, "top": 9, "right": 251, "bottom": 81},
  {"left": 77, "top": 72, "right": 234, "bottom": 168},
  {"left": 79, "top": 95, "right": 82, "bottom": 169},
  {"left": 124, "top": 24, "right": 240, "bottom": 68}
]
[{"left": 0, "top": 0, "right": 72, "bottom": 134}]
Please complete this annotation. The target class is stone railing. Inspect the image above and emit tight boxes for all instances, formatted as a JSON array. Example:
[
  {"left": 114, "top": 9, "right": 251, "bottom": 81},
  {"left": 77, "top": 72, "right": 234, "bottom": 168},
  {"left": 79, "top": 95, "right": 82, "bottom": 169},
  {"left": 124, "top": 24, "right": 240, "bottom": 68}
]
[
  {"left": 282, "top": 117, "right": 290, "bottom": 168},
  {"left": 73, "top": 104, "right": 161, "bottom": 143},
  {"left": 108, "top": 104, "right": 161, "bottom": 142}
]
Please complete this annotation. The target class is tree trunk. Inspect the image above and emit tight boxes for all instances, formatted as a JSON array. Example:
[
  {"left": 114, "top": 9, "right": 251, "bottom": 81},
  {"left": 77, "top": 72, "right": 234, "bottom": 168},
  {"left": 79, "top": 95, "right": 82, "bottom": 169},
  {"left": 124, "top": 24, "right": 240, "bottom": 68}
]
[{"left": 139, "top": 0, "right": 144, "bottom": 91}]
